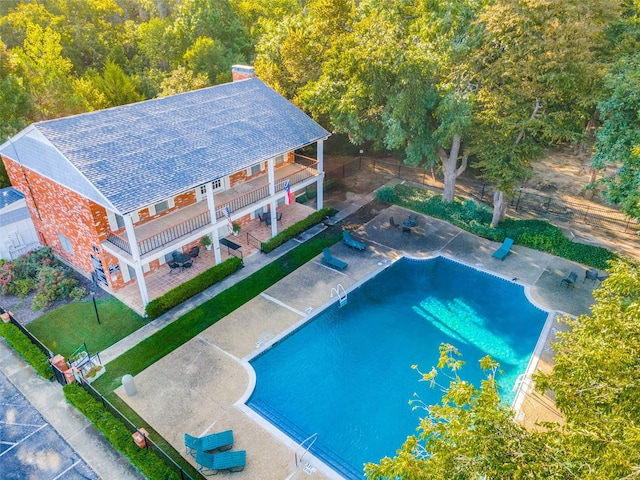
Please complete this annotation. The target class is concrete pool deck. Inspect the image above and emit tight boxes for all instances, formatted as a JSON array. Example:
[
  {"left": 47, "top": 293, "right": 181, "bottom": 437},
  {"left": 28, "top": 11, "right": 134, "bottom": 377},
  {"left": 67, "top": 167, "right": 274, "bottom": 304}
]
[{"left": 115, "top": 205, "right": 600, "bottom": 479}]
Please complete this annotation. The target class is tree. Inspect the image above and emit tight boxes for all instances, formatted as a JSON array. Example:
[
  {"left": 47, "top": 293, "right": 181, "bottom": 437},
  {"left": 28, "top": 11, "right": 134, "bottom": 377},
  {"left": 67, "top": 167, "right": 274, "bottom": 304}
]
[
  {"left": 15, "top": 23, "right": 85, "bottom": 119},
  {"left": 470, "top": 0, "right": 623, "bottom": 226},
  {"left": 97, "top": 59, "right": 144, "bottom": 106},
  {"left": 301, "top": 0, "right": 478, "bottom": 202},
  {"left": 535, "top": 257, "right": 640, "bottom": 478},
  {"left": 592, "top": 54, "right": 640, "bottom": 221},
  {"left": 157, "top": 65, "right": 209, "bottom": 96}
]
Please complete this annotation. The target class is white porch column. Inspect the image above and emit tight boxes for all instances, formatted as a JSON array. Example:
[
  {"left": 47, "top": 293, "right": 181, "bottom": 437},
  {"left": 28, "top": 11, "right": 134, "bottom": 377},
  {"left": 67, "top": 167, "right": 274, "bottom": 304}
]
[
  {"left": 267, "top": 158, "right": 278, "bottom": 236},
  {"left": 316, "top": 139, "right": 324, "bottom": 210},
  {"left": 123, "top": 215, "right": 149, "bottom": 310},
  {"left": 206, "top": 182, "right": 222, "bottom": 264}
]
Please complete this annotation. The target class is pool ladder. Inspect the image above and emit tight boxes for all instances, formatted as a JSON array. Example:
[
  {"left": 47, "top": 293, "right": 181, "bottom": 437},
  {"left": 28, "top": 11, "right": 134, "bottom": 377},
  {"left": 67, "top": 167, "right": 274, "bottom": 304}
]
[
  {"left": 331, "top": 284, "right": 347, "bottom": 308},
  {"left": 295, "top": 432, "right": 318, "bottom": 467}
]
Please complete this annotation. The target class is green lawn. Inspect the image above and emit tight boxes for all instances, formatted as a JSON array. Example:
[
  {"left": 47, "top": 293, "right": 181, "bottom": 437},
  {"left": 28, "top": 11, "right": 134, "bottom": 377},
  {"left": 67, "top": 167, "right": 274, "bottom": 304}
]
[{"left": 28, "top": 297, "right": 145, "bottom": 357}]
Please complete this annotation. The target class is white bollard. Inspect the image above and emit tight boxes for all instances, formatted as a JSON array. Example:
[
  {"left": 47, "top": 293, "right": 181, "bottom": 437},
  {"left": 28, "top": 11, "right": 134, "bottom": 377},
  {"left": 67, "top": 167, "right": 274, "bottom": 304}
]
[{"left": 122, "top": 374, "right": 137, "bottom": 396}]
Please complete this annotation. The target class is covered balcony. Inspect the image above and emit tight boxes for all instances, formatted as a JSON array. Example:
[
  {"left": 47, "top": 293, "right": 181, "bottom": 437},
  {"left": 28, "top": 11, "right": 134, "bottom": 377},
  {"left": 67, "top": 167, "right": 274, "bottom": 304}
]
[
  {"left": 110, "top": 201, "right": 317, "bottom": 315},
  {"left": 103, "top": 156, "right": 320, "bottom": 260}
]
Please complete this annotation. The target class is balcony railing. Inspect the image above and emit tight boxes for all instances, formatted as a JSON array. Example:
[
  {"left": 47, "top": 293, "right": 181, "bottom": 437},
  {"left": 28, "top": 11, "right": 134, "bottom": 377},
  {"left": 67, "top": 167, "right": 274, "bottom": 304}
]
[
  {"left": 106, "top": 210, "right": 211, "bottom": 256},
  {"left": 105, "top": 159, "right": 320, "bottom": 256}
]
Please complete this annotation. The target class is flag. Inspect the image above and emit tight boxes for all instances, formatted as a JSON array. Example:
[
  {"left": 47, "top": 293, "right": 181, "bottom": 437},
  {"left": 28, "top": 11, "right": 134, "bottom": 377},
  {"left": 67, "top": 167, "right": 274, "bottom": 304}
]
[
  {"left": 223, "top": 205, "right": 233, "bottom": 233},
  {"left": 284, "top": 179, "right": 292, "bottom": 205}
]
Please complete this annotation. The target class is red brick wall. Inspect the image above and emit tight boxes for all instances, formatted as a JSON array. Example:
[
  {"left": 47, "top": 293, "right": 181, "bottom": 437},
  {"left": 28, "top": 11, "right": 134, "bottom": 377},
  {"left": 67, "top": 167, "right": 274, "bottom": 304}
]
[{"left": 3, "top": 157, "right": 109, "bottom": 283}]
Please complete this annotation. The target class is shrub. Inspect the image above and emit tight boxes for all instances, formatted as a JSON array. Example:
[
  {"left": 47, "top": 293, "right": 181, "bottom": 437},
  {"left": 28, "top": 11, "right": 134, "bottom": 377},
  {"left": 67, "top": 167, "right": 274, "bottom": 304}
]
[
  {"left": 0, "top": 323, "right": 54, "bottom": 380},
  {"left": 69, "top": 286, "right": 89, "bottom": 302},
  {"left": 14, "top": 278, "right": 36, "bottom": 298},
  {"left": 376, "top": 186, "right": 397, "bottom": 203},
  {"left": 145, "top": 257, "right": 243, "bottom": 318},
  {"left": 389, "top": 184, "right": 618, "bottom": 270},
  {"left": 261, "top": 207, "right": 336, "bottom": 253},
  {"left": 63, "top": 384, "right": 179, "bottom": 480}
]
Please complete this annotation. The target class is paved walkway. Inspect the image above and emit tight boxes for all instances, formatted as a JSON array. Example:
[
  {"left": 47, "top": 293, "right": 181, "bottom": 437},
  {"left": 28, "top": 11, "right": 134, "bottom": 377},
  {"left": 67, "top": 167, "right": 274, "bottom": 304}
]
[
  {"left": 99, "top": 191, "right": 376, "bottom": 365},
  {"left": 0, "top": 341, "right": 143, "bottom": 480},
  {"left": 1, "top": 185, "right": 603, "bottom": 480},
  {"left": 112, "top": 204, "right": 602, "bottom": 480}
]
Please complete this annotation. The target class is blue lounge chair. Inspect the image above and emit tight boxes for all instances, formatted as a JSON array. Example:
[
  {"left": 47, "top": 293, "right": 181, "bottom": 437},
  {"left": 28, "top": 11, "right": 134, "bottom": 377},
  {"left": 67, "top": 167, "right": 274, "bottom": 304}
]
[
  {"left": 184, "top": 430, "right": 234, "bottom": 457},
  {"left": 322, "top": 248, "right": 348, "bottom": 270},
  {"left": 491, "top": 237, "right": 514, "bottom": 260},
  {"left": 196, "top": 449, "right": 246, "bottom": 475},
  {"left": 342, "top": 230, "right": 366, "bottom": 251}
]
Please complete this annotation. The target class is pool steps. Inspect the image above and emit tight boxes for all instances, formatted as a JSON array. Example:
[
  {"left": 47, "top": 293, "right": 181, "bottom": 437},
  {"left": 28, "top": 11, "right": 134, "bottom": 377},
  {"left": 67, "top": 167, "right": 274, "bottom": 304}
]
[{"left": 330, "top": 284, "right": 348, "bottom": 308}]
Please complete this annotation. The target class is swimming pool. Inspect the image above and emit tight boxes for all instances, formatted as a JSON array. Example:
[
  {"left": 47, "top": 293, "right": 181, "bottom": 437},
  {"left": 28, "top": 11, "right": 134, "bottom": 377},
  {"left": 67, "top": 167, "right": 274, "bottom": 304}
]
[{"left": 246, "top": 256, "right": 549, "bottom": 478}]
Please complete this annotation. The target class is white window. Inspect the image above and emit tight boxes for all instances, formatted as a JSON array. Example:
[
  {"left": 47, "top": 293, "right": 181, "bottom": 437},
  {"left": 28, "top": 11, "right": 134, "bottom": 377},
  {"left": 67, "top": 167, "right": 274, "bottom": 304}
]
[
  {"left": 248, "top": 163, "right": 263, "bottom": 176},
  {"left": 154, "top": 200, "right": 169, "bottom": 213},
  {"left": 58, "top": 233, "right": 73, "bottom": 254},
  {"left": 275, "top": 154, "right": 285, "bottom": 165},
  {"left": 197, "top": 179, "right": 226, "bottom": 201},
  {"left": 148, "top": 198, "right": 174, "bottom": 215}
]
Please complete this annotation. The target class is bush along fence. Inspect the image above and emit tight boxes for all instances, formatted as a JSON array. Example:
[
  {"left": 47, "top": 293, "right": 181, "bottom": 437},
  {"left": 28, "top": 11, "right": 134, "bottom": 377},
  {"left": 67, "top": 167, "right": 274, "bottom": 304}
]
[
  {"left": 64, "top": 383, "right": 193, "bottom": 480},
  {"left": 329, "top": 154, "right": 639, "bottom": 236},
  {"left": 377, "top": 184, "right": 618, "bottom": 270},
  {"left": 0, "top": 308, "right": 54, "bottom": 380},
  {"left": 0, "top": 307, "right": 195, "bottom": 480},
  {"left": 261, "top": 206, "right": 336, "bottom": 253}
]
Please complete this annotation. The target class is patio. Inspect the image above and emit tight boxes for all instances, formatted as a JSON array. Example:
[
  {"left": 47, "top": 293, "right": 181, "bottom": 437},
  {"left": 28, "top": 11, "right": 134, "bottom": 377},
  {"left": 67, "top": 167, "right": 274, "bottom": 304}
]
[
  {"left": 112, "top": 201, "right": 317, "bottom": 315},
  {"left": 115, "top": 206, "right": 600, "bottom": 479}
]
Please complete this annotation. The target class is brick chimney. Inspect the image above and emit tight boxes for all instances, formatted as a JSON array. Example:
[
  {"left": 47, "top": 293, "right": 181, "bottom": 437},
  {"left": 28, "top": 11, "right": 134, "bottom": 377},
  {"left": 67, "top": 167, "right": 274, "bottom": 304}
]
[{"left": 232, "top": 65, "right": 255, "bottom": 82}]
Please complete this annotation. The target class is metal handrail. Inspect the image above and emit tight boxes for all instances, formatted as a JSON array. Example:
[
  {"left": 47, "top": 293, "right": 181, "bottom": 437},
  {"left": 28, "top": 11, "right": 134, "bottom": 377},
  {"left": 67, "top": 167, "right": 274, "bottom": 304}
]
[{"left": 295, "top": 432, "right": 318, "bottom": 467}]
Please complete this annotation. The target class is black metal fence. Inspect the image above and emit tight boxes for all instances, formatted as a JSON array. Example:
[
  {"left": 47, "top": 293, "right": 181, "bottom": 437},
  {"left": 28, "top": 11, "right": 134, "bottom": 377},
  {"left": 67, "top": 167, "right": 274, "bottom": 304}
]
[
  {"left": 1, "top": 309, "right": 195, "bottom": 480},
  {"left": 328, "top": 156, "right": 639, "bottom": 235},
  {"left": 79, "top": 381, "right": 195, "bottom": 480}
]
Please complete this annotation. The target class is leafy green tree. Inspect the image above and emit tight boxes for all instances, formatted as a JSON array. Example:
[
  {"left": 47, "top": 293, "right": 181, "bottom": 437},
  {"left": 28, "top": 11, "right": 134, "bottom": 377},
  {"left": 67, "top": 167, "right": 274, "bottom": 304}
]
[
  {"left": 0, "top": 40, "right": 32, "bottom": 142},
  {"left": 157, "top": 65, "right": 209, "bottom": 96},
  {"left": 592, "top": 55, "right": 640, "bottom": 220},
  {"left": 97, "top": 59, "right": 144, "bottom": 106},
  {"left": 15, "top": 23, "right": 85, "bottom": 119},
  {"left": 535, "top": 257, "right": 640, "bottom": 478},
  {"left": 183, "top": 36, "right": 230, "bottom": 84},
  {"left": 230, "top": 0, "right": 301, "bottom": 40},
  {"left": 301, "top": 0, "right": 478, "bottom": 202},
  {"left": 470, "top": 0, "right": 622, "bottom": 226}
]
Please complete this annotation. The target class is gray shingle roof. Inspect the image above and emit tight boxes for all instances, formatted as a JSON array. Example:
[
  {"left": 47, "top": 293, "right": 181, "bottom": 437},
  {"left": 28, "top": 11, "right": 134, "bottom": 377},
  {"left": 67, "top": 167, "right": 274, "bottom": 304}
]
[{"left": 0, "top": 78, "right": 329, "bottom": 214}]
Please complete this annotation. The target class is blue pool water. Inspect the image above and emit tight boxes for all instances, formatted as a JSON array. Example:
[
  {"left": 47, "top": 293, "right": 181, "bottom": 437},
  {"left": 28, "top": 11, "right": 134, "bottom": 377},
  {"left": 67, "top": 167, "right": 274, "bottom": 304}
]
[{"left": 247, "top": 256, "right": 548, "bottom": 478}]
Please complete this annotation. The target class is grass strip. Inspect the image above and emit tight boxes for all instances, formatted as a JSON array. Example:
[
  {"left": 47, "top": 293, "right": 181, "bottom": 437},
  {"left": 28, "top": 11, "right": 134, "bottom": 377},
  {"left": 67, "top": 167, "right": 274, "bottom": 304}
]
[
  {"left": 28, "top": 297, "right": 145, "bottom": 357},
  {"left": 93, "top": 233, "right": 340, "bottom": 394}
]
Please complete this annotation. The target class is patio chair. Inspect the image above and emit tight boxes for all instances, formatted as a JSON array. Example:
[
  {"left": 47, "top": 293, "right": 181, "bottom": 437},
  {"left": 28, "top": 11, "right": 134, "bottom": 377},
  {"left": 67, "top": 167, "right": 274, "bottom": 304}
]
[
  {"left": 491, "top": 237, "right": 514, "bottom": 261},
  {"left": 389, "top": 217, "right": 400, "bottom": 230},
  {"left": 342, "top": 230, "right": 366, "bottom": 251},
  {"left": 181, "top": 261, "right": 193, "bottom": 271},
  {"left": 561, "top": 271, "right": 578, "bottom": 288},
  {"left": 168, "top": 260, "right": 181, "bottom": 275},
  {"left": 277, "top": 211, "right": 282, "bottom": 222},
  {"left": 196, "top": 450, "right": 246, "bottom": 475},
  {"left": 184, "top": 430, "right": 234, "bottom": 457},
  {"left": 189, "top": 246, "right": 200, "bottom": 262},
  {"left": 322, "top": 248, "right": 348, "bottom": 270}
]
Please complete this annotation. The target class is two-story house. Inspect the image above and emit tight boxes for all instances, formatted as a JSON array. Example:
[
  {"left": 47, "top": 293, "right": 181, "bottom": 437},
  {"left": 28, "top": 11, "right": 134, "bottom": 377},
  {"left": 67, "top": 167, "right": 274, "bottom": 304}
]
[{"left": 0, "top": 66, "right": 329, "bottom": 314}]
